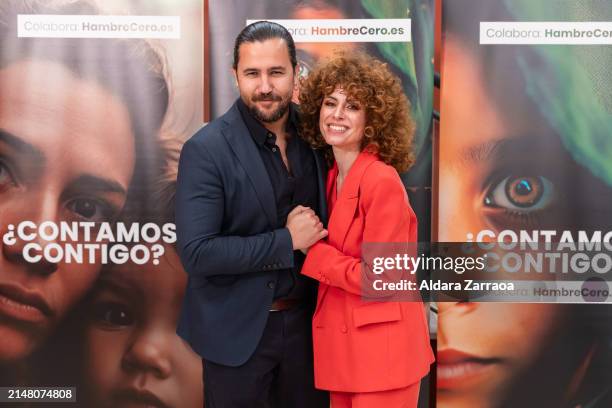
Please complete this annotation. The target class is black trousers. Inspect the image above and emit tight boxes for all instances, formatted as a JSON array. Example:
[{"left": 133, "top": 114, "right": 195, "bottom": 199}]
[{"left": 203, "top": 304, "right": 329, "bottom": 408}]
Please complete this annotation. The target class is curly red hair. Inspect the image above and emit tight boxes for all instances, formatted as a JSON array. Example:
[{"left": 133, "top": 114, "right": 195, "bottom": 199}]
[{"left": 299, "top": 51, "right": 415, "bottom": 173}]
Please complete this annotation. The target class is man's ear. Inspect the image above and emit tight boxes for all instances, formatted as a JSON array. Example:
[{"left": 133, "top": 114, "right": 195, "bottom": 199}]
[
  {"left": 232, "top": 68, "right": 238, "bottom": 88},
  {"left": 293, "top": 64, "right": 300, "bottom": 85}
]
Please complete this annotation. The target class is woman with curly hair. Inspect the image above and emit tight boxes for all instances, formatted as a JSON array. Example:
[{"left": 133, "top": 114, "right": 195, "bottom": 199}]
[{"left": 299, "top": 52, "right": 434, "bottom": 407}]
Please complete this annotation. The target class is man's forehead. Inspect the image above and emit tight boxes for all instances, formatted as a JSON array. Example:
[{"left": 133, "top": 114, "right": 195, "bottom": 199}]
[{"left": 239, "top": 39, "right": 290, "bottom": 59}]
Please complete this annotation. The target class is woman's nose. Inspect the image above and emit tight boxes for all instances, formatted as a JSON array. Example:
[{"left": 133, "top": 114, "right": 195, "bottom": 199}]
[
  {"left": 1, "top": 195, "right": 61, "bottom": 276},
  {"left": 1, "top": 226, "right": 59, "bottom": 275},
  {"left": 333, "top": 105, "right": 345, "bottom": 119}
]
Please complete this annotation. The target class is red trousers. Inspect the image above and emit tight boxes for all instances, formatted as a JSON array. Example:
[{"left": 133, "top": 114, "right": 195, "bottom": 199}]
[{"left": 330, "top": 381, "right": 420, "bottom": 408}]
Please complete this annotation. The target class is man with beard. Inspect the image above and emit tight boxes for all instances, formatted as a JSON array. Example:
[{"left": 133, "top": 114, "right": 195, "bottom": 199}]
[{"left": 175, "top": 21, "right": 329, "bottom": 407}]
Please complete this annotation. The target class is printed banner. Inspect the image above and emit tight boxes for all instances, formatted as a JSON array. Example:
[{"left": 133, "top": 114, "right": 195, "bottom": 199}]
[
  {"left": 210, "top": 0, "right": 434, "bottom": 243},
  {"left": 0, "top": 0, "right": 204, "bottom": 406},
  {"left": 246, "top": 18, "right": 411, "bottom": 42},
  {"left": 438, "top": 0, "right": 612, "bottom": 407},
  {"left": 17, "top": 14, "right": 181, "bottom": 39}
]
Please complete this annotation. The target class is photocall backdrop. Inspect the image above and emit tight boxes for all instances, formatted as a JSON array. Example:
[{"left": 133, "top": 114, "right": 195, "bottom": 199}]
[
  {"left": 438, "top": 0, "right": 612, "bottom": 407},
  {"left": 208, "top": 0, "right": 434, "bottom": 243},
  {"left": 1, "top": 0, "right": 432, "bottom": 405},
  {"left": 0, "top": 0, "right": 205, "bottom": 406}
]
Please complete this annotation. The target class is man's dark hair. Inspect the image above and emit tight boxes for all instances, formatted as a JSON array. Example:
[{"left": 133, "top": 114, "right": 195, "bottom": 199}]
[{"left": 232, "top": 20, "right": 297, "bottom": 70}]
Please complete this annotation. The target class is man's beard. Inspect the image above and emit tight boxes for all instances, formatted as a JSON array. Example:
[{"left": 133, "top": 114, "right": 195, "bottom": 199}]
[{"left": 248, "top": 92, "right": 291, "bottom": 123}]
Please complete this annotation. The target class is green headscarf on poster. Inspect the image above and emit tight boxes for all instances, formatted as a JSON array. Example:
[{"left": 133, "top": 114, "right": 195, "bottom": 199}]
[
  {"left": 361, "top": 0, "right": 433, "bottom": 179},
  {"left": 505, "top": 0, "right": 612, "bottom": 187}
]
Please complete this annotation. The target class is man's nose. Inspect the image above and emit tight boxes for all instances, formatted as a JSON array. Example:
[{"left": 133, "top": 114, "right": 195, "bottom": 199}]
[{"left": 258, "top": 75, "right": 273, "bottom": 94}]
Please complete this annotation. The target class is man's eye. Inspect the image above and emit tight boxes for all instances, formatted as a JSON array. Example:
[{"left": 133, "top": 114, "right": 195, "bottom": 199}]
[
  {"left": 92, "top": 302, "right": 134, "bottom": 327},
  {"left": 485, "top": 175, "right": 554, "bottom": 211},
  {"left": 65, "top": 198, "right": 113, "bottom": 222}
]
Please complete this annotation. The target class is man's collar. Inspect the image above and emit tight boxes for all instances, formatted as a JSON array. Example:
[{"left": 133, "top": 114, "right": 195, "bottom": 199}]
[{"left": 236, "top": 98, "right": 299, "bottom": 146}]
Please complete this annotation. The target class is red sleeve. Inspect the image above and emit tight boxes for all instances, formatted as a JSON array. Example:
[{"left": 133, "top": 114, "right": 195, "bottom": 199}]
[{"left": 301, "top": 167, "right": 416, "bottom": 296}]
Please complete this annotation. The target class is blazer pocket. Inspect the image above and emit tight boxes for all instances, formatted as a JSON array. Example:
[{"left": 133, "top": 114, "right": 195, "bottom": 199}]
[{"left": 353, "top": 302, "right": 402, "bottom": 328}]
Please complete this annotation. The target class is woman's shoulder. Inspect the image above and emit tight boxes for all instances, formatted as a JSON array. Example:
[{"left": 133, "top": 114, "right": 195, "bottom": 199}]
[
  {"left": 361, "top": 158, "right": 403, "bottom": 190},
  {"left": 356, "top": 159, "right": 407, "bottom": 212}
]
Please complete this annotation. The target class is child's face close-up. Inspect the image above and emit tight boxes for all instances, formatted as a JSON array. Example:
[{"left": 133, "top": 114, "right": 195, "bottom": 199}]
[{"left": 82, "top": 247, "right": 203, "bottom": 408}]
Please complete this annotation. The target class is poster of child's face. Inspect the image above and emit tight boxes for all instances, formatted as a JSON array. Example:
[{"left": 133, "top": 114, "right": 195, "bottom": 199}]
[
  {"left": 437, "top": 1, "right": 612, "bottom": 407},
  {"left": 81, "top": 246, "right": 203, "bottom": 408}
]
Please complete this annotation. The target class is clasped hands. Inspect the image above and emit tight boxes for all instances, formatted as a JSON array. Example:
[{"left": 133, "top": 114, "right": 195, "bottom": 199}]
[{"left": 286, "top": 205, "right": 327, "bottom": 254}]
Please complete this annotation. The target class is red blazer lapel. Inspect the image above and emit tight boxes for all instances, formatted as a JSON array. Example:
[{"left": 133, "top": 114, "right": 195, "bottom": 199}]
[
  {"left": 314, "top": 151, "right": 378, "bottom": 315},
  {"left": 326, "top": 151, "right": 378, "bottom": 250}
]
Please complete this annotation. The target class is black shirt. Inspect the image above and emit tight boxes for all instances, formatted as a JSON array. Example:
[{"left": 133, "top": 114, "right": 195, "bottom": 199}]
[{"left": 237, "top": 98, "right": 319, "bottom": 300}]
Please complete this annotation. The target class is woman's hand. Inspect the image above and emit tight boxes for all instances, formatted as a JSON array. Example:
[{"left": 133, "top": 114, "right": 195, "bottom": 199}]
[{"left": 286, "top": 206, "right": 328, "bottom": 251}]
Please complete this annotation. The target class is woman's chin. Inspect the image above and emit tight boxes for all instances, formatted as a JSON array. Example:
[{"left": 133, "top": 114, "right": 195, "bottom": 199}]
[
  {"left": 327, "top": 139, "right": 360, "bottom": 152},
  {"left": 437, "top": 392, "right": 498, "bottom": 408},
  {"left": 0, "top": 324, "right": 41, "bottom": 363}
]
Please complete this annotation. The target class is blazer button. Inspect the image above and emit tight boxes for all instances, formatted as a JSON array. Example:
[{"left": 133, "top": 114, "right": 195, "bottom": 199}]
[
  {"left": 267, "top": 281, "right": 276, "bottom": 289},
  {"left": 340, "top": 324, "right": 348, "bottom": 333}
]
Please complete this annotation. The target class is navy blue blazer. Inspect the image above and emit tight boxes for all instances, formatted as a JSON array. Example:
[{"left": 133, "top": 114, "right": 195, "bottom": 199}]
[{"left": 175, "top": 101, "right": 327, "bottom": 366}]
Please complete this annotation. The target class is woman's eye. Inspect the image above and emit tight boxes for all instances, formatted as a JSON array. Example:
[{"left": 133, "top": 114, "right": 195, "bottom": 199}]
[
  {"left": 484, "top": 175, "right": 554, "bottom": 211},
  {"left": 65, "top": 198, "right": 112, "bottom": 221},
  {"left": 0, "top": 160, "right": 17, "bottom": 190},
  {"left": 92, "top": 302, "right": 134, "bottom": 327}
]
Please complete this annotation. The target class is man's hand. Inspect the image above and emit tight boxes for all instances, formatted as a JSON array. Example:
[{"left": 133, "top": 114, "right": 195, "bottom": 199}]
[{"left": 286, "top": 205, "right": 327, "bottom": 251}]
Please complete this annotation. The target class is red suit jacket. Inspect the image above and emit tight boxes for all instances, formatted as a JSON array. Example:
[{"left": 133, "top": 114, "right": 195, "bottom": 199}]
[{"left": 301, "top": 150, "right": 434, "bottom": 392}]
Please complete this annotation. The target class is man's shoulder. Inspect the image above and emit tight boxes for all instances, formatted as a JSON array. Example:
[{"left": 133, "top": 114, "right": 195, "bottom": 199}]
[{"left": 185, "top": 103, "right": 242, "bottom": 150}]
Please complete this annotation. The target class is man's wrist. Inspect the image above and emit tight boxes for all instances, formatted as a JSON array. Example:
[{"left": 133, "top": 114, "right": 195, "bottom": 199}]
[{"left": 274, "top": 227, "right": 295, "bottom": 267}]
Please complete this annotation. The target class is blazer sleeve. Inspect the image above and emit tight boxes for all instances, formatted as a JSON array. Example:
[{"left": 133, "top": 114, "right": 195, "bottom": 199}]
[
  {"left": 175, "top": 138, "right": 294, "bottom": 280},
  {"left": 301, "top": 169, "right": 414, "bottom": 296}
]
